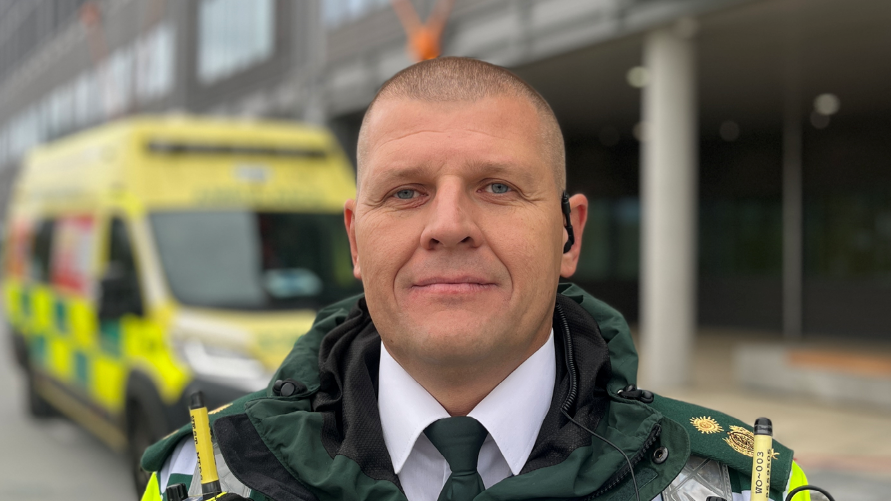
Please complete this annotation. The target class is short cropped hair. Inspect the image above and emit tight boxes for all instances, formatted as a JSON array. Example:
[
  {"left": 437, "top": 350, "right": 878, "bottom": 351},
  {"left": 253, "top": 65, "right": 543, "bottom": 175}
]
[{"left": 357, "top": 57, "right": 566, "bottom": 190}]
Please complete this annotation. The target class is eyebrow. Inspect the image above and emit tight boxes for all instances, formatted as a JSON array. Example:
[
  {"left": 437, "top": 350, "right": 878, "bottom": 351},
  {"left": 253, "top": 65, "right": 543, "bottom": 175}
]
[
  {"left": 360, "top": 156, "right": 548, "bottom": 201},
  {"left": 465, "top": 160, "right": 512, "bottom": 176},
  {"left": 369, "top": 160, "right": 533, "bottom": 184},
  {"left": 365, "top": 164, "right": 430, "bottom": 188},
  {"left": 464, "top": 159, "right": 538, "bottom": 185}
]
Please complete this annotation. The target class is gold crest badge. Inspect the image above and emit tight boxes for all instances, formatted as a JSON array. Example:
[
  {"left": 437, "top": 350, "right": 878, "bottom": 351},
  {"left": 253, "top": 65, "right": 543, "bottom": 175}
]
[
  {"left": 723, "top": 425, "right": 779, "bottom": 458},
  {"left": 690, "top": 416, "right": 724, "bottom": 434}
]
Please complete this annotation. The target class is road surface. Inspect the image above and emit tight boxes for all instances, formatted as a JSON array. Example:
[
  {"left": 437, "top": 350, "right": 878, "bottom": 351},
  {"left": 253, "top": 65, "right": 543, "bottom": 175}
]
[{"left": 0, "top": 320, "right": 132, "bottom": 500}]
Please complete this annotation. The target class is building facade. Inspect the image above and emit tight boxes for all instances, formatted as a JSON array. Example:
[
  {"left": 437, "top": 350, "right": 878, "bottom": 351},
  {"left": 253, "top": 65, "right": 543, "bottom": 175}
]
[{"left": 1, "top": 0, "right": 889, "bottom": 384}]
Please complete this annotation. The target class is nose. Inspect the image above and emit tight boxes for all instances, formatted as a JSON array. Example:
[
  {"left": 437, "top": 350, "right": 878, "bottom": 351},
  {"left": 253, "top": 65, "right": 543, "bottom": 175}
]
[{"left": 420, "top": 183, "right": 483, "bottom": 250}]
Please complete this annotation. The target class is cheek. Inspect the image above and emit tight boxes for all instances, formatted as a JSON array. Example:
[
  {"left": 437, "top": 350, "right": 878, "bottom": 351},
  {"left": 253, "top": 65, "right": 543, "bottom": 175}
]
[
  {"left": 355, "top": 211, "right": 419, "bottom": 285},
  {"left": 485, "top": 212, "right": 562, "bottom": 283}
]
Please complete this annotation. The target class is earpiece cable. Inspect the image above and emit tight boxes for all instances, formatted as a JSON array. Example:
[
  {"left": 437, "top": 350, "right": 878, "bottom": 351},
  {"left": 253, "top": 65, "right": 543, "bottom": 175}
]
[{"left": 555, "top": 303, "right": 640, "bottom": 501}]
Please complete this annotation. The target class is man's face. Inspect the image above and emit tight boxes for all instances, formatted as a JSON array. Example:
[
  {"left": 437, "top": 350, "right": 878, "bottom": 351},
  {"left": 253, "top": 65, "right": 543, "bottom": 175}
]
[{"left": 345, "top": 96, "right": 581, "bottom": 372}]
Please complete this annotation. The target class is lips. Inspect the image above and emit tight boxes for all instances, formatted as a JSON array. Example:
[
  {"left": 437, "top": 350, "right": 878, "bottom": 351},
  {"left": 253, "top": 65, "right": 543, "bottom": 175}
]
[
  {"left": 413, "top": 275, "right": 492, "bottom": 286},
  {"left": 410, "top": 276, "right": 497, "bottom": 293}
]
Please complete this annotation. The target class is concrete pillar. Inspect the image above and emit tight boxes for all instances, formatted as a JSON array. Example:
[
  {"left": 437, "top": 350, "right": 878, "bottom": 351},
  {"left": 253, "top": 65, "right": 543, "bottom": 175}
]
[
  {"left": 782, "top": 3, "right": 804, "bottom": 339},
  {"left": 300, "top": 0, "right": 327, "bottom": 125},
  {"left": 782, "top": 78, "right": 803, "bottom": 339},
  {"left": 640, "top": 24, "right": 698, "bottom": 390}
]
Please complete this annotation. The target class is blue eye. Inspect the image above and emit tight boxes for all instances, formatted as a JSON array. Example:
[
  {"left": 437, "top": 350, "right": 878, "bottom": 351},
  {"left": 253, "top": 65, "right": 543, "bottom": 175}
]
[
  {"left": 490, "top": 183, "right": 510, "bottom": 194},
  {"left": 394, "top": 189, "right": 416, "bottom": 199}
]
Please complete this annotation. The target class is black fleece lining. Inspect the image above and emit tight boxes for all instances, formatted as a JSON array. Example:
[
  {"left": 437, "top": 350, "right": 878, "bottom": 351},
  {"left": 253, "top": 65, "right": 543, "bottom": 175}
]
[
  {"left": 309, "top": 294, "right": 613, "bottom": 486},
  {"left": 215, "top": 414, "right": 319, "bottom": 501},
  {"left": 312, "top": 298, "right": 402, "bottom": 487},
  {"left": 521, "top": 295, "right": 612, "bottom": 474}
]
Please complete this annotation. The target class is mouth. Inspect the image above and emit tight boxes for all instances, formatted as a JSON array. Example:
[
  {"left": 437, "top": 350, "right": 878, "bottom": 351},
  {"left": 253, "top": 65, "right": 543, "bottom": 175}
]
[{"left": 410, "top": 276, "right": 497, "bottom": 294}]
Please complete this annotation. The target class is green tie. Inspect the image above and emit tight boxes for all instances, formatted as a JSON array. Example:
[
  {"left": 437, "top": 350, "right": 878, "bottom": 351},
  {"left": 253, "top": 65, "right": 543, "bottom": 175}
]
[{"left": 424, "top": 417, "right": 489, "bottom": 501}]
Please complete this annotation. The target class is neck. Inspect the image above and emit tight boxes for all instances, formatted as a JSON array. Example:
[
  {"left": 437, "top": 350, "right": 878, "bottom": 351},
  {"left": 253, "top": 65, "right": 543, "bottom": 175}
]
[{"left": 385, "top": 328, "right": 551, "bottom": 416}]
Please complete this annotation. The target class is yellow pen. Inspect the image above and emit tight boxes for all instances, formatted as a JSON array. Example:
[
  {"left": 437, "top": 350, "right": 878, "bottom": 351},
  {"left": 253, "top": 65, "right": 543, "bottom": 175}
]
[
  {"left": 189, "top": 391, "right": 223, "bottom": 499},
  {"left": 750, "top": 417, "right": 773, "bottom": 501}
]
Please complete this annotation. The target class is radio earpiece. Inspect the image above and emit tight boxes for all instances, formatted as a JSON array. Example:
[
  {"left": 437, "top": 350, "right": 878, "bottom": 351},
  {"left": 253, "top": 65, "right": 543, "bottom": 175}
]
[{"left": 561, "top": 191, "right": 575, "bottom": 253}]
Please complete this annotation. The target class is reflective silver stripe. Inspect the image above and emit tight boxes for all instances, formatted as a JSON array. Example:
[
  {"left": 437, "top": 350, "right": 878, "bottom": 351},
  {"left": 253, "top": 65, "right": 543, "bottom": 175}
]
[
  {"left": 662, "top": 455, "right": 733, "bottom": 501},
  {"left": 159, "top": 437, "right": 198, "bottom": 492},
  {"left": 188, "top": 440, "right": 251, "bottom": 498}
]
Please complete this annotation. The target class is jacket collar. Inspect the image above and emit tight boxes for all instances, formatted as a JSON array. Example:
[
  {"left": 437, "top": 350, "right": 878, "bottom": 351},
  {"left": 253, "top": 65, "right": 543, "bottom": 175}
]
[
  {"left": 239, "top": 285, "right": 686, "bottom": 501},
  {"left": 267, "top": 283, "right": 640, "bottom": 400}
]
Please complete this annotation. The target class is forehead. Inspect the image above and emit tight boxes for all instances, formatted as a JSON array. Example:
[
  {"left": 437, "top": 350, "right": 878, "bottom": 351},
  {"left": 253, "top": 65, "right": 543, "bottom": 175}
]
[{"left": 360, "top": 96, "right": 552, "bottom": 184}]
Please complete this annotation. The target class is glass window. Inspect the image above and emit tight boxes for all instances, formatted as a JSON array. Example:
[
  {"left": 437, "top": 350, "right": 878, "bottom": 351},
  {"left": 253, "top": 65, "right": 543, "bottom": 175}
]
[
  {"left": 571, "top": 197, "right": 641, "bottom": 282},
  {"left": 150, "top": 211, "right": 361, "bottom": 310},
  {"left": 30, "top": 220, "right": 55, "bottom": 283},
  {"left": 198, "top": 0, "right": 274, "bottom": 84},
  {"left": 574, "top": 199, "right": 611, "bottom": 280},
  {"left": 0, "top": 128, "right": 7, "bottom": 165},
  {"left": 74, "top": 70, "right": 100, "bottom": 127},
  {"left": 100, "top": 217, "right": 143, "bottom": 319},
  {"left": 699, "top": 198, "right": 783, "bottom": 278},
  {"left": 105, "top": 46, "right": 134, "bottom": 117},
  {"left": 324, "top": 0, "right": 389, "bottom": 28},
  {"left": 136, "top": 23, "right": 175, "bottom": 103},
  {"left": 51, "top": 216, "right": 96, "bottom": 295},
  {"left": 108, "top": 218, "right": 138, "bottom": 277},
  {"left": 10, "top": 107, "right": 41, "bottom": 159},
  {"left": 804, "top": 192, "right": 891, "bottom": 282},
  {"left": 37, "top": 98, "right": 51, "bottom": 144},
  {"left": 58, "top": 84, "right": 76, "bottom": 136},
  {"left": 47, "top": 84, "right": 75, "bottom": 140}
]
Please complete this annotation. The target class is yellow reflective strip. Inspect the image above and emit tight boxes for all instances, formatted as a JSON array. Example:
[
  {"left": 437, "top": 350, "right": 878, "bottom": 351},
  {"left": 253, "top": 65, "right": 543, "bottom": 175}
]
[
  {"left": 93, "top": 355, "right": 126, "bottom": 411},
  {"left": 786, "top": 461, "right": 811, "bottom": 501},
  {"left": 48, "top": 336, "right": 72, "bottom": 379},
  {"left": 32, "top": 287, "right": 54, "bottom": 331},
  {"left": 69, "top": 298, "right": 96, "bottom": 346},
  {"left": 3, "top": 281, "right": 21, "bottom": 321},
  {"left": 141, "top": 472, "right": 162, "bottom": 501}
]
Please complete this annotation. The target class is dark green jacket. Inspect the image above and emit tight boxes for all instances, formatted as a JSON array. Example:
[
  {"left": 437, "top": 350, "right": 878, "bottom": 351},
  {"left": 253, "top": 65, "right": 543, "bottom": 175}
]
[{"left": 142, "top": 284, "right": 797, "bottom": 501}]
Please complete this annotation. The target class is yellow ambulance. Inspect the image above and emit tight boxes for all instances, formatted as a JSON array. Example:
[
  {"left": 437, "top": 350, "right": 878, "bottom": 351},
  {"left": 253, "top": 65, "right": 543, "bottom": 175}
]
[{"left": 1, "top": 115, "right": 360, "bottom": 491}]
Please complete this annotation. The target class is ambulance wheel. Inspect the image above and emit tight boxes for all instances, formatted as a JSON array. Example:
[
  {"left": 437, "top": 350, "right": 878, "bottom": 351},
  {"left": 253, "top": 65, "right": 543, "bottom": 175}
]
[
  {"left": 127, "top": 401, "right": 163, "bottom": 495},
  {"left": 25, "top": 368, "right": 56, "bottom": 419}
]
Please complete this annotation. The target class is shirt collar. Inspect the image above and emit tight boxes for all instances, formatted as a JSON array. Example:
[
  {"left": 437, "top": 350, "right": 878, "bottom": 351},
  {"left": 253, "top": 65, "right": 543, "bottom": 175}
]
[
  {"left": 378, "top": 330, "right": 556, "bottom": 476},
  {"left": 468, "top": 330, "right": 555, "bottom": 475},
  {"left": 378, "top": 343, "right": 450, "bottom": 474}
]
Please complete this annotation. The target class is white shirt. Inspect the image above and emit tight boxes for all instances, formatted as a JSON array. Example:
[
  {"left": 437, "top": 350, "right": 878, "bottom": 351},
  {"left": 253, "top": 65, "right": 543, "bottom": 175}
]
[{"left": 378, "top": 330, "right": 556, "bottom": 501}]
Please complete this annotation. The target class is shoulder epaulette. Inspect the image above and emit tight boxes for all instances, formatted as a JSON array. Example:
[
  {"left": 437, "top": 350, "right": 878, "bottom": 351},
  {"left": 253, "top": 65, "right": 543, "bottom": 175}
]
[
  {"left": 650, "top": 394, "right": 793, "bottom": 493},
  {"left": 141, "top": 389, "right": 265, "bottom": 473}
]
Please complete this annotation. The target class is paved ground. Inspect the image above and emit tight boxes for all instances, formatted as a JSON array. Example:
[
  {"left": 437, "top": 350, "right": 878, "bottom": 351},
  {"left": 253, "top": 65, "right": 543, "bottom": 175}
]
[
  {"left": 1, "top": 318, "right": 889, "bottom": 500},
  {"left": 641, "top": 328, "right": 891, "bottom": 501},
  {"left": 0, "top": 330, "right": 131, "bottom": 500}
]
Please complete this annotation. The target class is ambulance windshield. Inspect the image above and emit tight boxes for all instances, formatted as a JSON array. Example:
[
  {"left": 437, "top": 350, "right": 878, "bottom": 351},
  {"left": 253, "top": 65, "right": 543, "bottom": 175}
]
[{"left": 150, "top": 211, "right": 362, "bottom": 310}]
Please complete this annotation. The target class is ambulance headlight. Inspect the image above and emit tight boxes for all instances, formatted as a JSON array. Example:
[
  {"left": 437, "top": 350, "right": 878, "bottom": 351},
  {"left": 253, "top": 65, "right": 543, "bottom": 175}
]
[{"left": 174, "top": 339, "right": 271, "bottom": 392}]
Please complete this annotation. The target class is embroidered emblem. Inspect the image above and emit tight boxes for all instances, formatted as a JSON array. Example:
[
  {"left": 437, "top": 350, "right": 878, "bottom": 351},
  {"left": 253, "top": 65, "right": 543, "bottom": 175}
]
[
  {"left": 691, "top": 416, "right": 724, "bottom": 434},
  {"left": 209, "top": 403, "right": 232, "bottom": 415},
  {"left": 723, "top": 426, "right": 779, "bottom": 458}
]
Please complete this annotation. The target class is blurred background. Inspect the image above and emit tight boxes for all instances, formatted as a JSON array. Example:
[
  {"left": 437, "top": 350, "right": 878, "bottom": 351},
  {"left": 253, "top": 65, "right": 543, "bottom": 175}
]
[{"left": 0, "top": 0, "right": 889, "bottom": 499}]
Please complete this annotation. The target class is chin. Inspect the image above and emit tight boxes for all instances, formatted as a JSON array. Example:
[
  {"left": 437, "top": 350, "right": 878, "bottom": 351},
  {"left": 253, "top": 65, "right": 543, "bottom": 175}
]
[{"left": 413, "top": 315, "right": 501, "bottom": 355}]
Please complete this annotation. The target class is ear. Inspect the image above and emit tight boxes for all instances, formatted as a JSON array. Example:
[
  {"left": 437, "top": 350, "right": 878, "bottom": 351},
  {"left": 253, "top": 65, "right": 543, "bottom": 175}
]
[
  {"left": 560, "top": 193, "right": 588, "bottom": 278},
  {"left": 344, "top": 199, "right": 362, "bottom": 280}
]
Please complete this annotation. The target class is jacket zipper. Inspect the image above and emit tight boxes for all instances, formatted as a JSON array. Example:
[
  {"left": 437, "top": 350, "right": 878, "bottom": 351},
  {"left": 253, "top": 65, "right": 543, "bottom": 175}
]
[{"left": 585, "top": 423, "right": 662, "bottom": 500}]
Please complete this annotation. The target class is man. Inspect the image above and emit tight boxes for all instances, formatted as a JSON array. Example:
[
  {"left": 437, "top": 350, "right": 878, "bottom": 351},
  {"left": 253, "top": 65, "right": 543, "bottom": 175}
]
[{"left": 141, "top": 57, "right": 810, "bottom": 501}]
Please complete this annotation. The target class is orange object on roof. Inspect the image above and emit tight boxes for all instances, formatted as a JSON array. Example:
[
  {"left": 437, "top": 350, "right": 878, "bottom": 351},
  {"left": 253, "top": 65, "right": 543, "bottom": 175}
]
[{"left": 391, "top": 0, "right": 454, "bottom": 62}]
